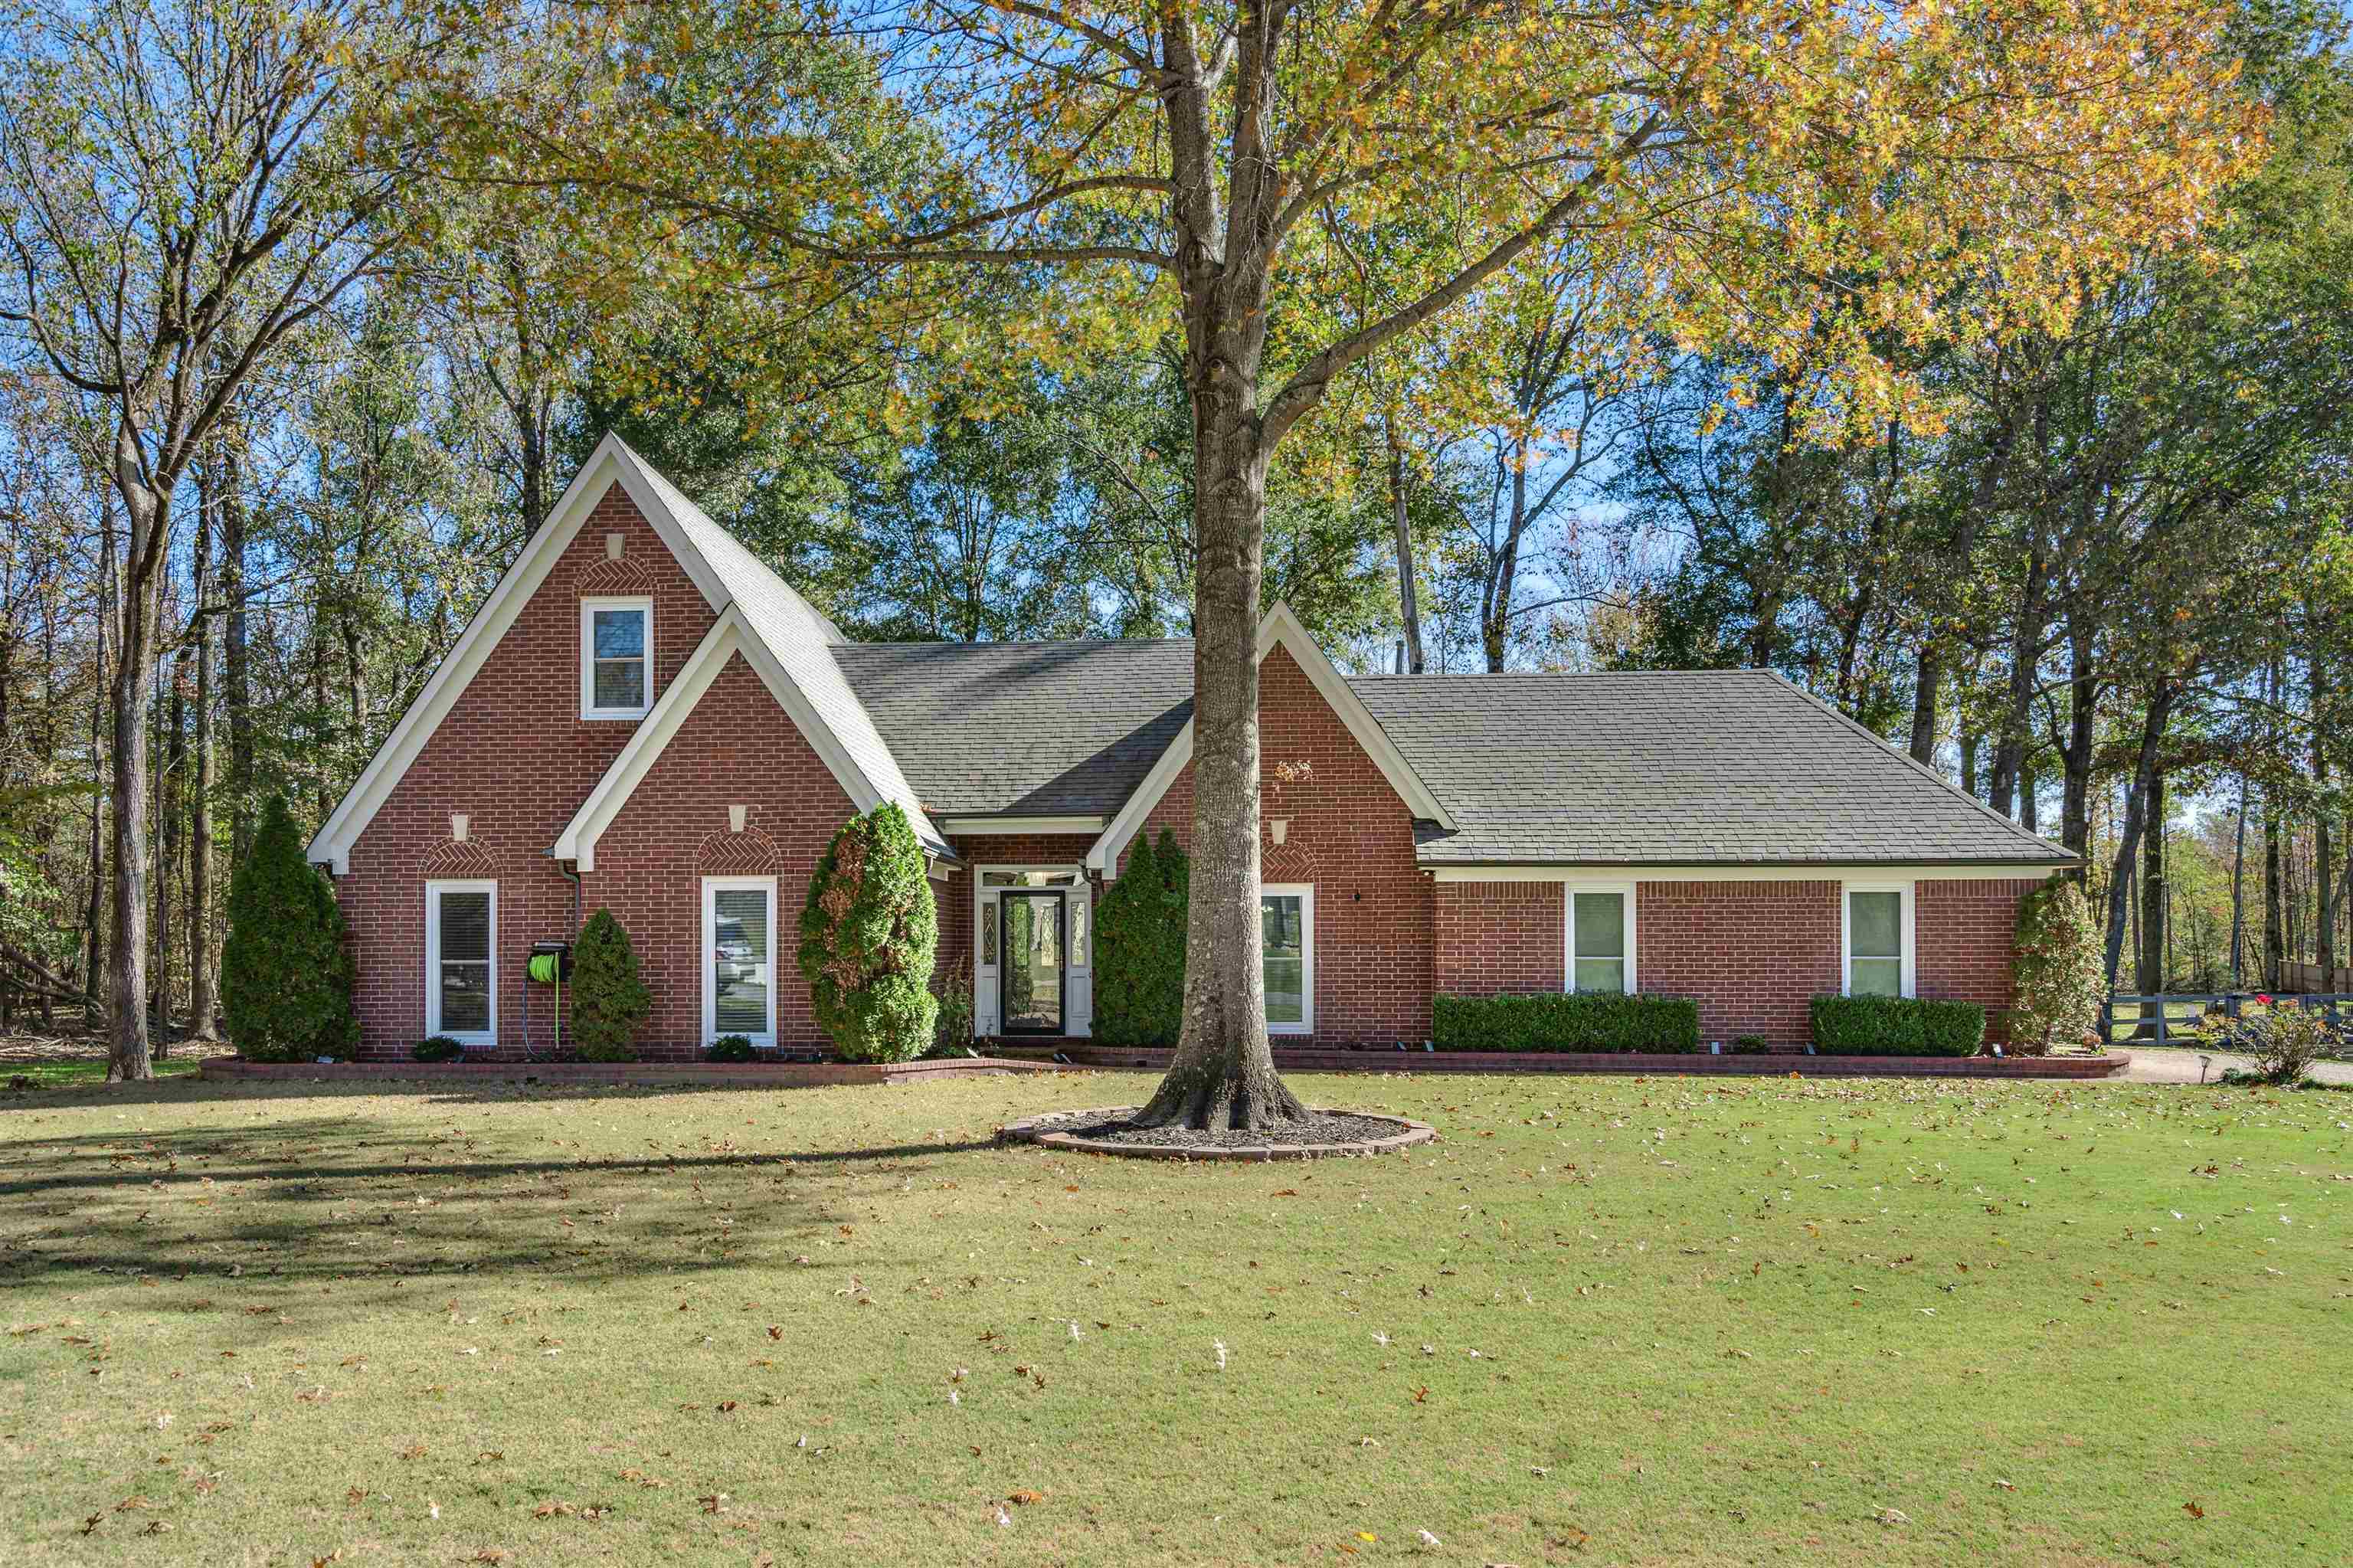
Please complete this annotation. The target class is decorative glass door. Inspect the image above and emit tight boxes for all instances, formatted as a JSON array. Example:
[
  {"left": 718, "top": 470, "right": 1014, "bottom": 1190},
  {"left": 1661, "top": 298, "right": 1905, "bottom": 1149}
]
[{"left": 999, "top": 892, "right": 1065, "bottom": 1034}]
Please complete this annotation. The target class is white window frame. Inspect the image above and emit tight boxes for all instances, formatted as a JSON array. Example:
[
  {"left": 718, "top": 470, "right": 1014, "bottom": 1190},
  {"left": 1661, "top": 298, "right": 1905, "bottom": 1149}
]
[
  {"left": 424, "top": 879, "right": 498, "bottom": 1046},
  {"left": 1260, "top": 883, "right": 1315, "bottom": 1036},
  {"left": 702, "top": 873, "right": 779, "bottom": 1046},
  {"left": 580, "top": 595, "right": 654, "bottom": 720},
  {"left": 1842, "top": 881, "right": 1916, "bottom": 998},
  {"left": 1562, "top": 881, "right": 1637, "bottom": 994}
]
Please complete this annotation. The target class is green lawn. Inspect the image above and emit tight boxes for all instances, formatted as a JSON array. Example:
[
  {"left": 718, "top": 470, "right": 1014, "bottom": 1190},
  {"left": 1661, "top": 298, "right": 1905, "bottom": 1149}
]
[
  {"left": 3, "top": 1056, "right": 205, "bottom": 1091},
  {"left": 2, "top": 1072, "right": 2347, "bottom": 1566}
]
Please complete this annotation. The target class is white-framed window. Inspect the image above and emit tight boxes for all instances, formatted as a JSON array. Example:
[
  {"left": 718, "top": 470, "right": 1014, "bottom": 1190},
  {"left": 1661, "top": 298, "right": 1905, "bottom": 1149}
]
[
  {"left": 1563, "top": 882, "right": 1635, "bottom": 994},
  {"left": 424, "top": 879, "right": 497, "bottom": 1046},
  {"left": 1261, "top": 884, "right": 1314, "bottom": 1035},
  {"left": 1843, "top": 882, "right": 1915, "bottom": 997},
  {"left": 581, "top": 596, "right": 653, "bottom": 719},
  {"left": 703, "top": 874, "right": 777, "bottom": 1046}
]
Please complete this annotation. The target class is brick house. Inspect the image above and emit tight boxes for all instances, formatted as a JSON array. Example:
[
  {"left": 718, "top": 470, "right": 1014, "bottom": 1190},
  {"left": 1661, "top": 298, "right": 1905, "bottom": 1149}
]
[{"left": 307, "top": 434, "right": 2073, "bottom": 1061}]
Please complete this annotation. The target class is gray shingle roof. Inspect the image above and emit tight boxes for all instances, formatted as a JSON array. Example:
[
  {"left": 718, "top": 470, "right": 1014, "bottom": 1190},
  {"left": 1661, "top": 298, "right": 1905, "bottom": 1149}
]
[
  {"left": 627, "top": 452, "right": 951, "bottom": 853},
  {"left": 834, "top": 639, "right": 1194, "bottom": 817},
  {"left": 1350, "top": 668, "right": 2073, "bottom": 867}
]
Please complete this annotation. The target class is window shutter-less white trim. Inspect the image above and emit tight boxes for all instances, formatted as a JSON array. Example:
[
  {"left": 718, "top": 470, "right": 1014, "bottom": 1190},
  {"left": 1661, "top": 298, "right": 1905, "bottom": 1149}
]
[
  {"left": 703, "top": 875, "right": 779, "bottom": 1046},
  {"left": 1841, "top": 882, "right": 1915, "bottom": 998},
  {"left": 580, "top": 595, "right": 653, "bottom": 720},
  {"left": 424, "top": 879, "right": 498, "bottom": 1046}
]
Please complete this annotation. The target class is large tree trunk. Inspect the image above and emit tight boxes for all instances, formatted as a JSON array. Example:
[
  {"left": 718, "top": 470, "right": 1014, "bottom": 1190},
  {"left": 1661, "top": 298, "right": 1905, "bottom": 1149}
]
[
  {"left": 221, "top": 458, "right": 254, "bottom": 862},
  {"left": 2060, "top": 617, "right": 2095, "bottom": 877},
  {"left": 1132, "top": 389, "right": 1304, "bottom": 1131},
  {"left": 2264, "top": 795, "right": 2284, "bottom": 993},
  {"left": 2312, "top": 627, "right": 2335, "bottom": 993},
  {"left": 107, "top": 472, "right": 163, "bottom": 1082},
  {"left": 1386, "top": 427, "right": 1425, "bottom": 674},
  {"left": 188, "top": 474, "right": 218, "bottom": 1038},
  {"left": 1485, "top": 442, "right": 1533, "bottom": 673},
  {"left": 1906, "top": 651, "right": 1941, "bottom": 765},
  {"left": 2102, "top": 680, "right": 2172, "bottom": 991},
  {"left": 2230, "top": 775, "right": 2249, "bottom": 988},
  {"left": 2136, "top": 767, "right": 2166, "bottom": 996},
  {"left": 1987, "top": 546, "right": 2047, "bottom": 817},
  {"left": 158, "top": 630, "right": 185, "bottom": 1056}
]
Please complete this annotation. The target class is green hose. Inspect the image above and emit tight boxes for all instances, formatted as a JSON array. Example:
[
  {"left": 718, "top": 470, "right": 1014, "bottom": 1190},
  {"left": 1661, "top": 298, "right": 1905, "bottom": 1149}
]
[{"left": 528, "top": 952, "right": 562, "bottom": 1053}]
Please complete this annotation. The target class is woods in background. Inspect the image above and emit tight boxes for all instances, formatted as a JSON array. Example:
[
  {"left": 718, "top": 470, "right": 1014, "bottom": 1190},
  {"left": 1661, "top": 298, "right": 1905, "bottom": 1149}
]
[{"left": 2, "top": 0, "right": 2348, "bottom": 1076}]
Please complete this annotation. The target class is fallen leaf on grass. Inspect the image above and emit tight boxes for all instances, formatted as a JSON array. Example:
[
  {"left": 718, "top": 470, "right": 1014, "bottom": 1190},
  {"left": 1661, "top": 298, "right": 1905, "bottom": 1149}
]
[{"left": 2184, "top": 1501, "right": 2205, "bottom": 1519}]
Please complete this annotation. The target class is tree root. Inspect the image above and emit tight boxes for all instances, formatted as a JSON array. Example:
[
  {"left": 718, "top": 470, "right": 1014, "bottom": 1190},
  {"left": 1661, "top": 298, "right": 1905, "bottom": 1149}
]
[{"left": 1131, "top": 1059, "right": 1309, "bottom": 1131}]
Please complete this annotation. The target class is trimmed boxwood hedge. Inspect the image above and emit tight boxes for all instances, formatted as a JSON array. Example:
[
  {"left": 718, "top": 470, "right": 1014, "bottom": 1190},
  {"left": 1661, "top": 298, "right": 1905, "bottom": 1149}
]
[
  {"left": 1432, "top": 992, "right": 1700, "bottom": 1052},
  {"left": 1809, "top": 994, "right": 1986, "bottom": 1056}
]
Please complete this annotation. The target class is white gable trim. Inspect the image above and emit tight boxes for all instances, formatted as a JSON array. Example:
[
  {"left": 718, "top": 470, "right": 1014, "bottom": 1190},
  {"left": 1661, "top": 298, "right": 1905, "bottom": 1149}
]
[
  {"left": 555, "top": 609, "right": 882, "bottom": 872},
  {"left": 306, "top": 434, "right": 735, "bottom": 873},
  {"left": 1084, "top": 712, "right": 1195, "bottom": 876},
  {"left": 1085, "top": 603, "right": 1453, "bottom": 876}
]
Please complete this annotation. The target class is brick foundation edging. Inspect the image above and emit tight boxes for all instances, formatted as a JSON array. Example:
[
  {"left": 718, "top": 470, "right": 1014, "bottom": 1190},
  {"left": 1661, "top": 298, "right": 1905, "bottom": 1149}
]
[
  {"left": 198, "top": 1056, "right": 1070, "bottom": 1088},
  {"left": 990, "top": 1045, "right": 2132, "bottom": 1080},
  {"left": 998, "top": 1107, "right": 1435, "bottom": 1161}
]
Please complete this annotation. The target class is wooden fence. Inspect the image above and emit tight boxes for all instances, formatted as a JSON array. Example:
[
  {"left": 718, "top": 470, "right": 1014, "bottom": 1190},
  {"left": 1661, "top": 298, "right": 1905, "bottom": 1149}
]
[
  {"left": 2103, "top": 992, "right": 2353, "bottom": 1050},
  {"left": 2275, "top": 961, "right": 2347, "bottom": 994}
]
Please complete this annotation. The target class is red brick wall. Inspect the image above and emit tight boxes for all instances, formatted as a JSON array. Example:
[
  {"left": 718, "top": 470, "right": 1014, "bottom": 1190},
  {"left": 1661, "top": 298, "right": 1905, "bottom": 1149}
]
[
  {"left": 1434, "top": 882, "right": 1565, "bottom": 995},
  {"left": 580, "top": 651, "right": 859, "bottom": 1052},
  {"left": 1917, "top": 878, "right": 2041, "bottom": 1036},
  {"left": 1121, "top": 644, "right": 1434, "bottom": 1045},
  {"left": 336, "top": 483, "right": 720, "bottom": 1059},
  {"left": 1436, "top": 875, "right": 2044, "bottom": 1046},
  {"left": 1635, "top": 879, "right": 1844, "bottom": 1044}
]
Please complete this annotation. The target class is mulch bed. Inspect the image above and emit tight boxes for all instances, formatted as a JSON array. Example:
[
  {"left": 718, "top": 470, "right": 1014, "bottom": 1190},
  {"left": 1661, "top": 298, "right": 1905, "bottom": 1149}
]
[{"left": 1001, "top": 1106, "right": 1435, "bottom": 1160}]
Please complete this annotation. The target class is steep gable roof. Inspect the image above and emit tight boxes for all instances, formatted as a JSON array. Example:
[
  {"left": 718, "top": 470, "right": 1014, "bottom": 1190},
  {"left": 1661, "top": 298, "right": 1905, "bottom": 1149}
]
[
  {"left": 307, "top": 433, "right": 946, "bottom": 872},
  {"left": 1352, "top": 667, "right": 2073, "bottom": 867},
  {"left": 1082, "top": 604, "right": 1455, "bottom": 874},
  {"left": 833, "top": 639, "right": 1195, "bottom": 818}
]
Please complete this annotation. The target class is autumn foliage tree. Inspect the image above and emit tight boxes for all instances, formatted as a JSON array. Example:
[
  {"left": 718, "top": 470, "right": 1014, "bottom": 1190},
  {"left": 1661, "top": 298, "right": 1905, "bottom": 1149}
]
[{"left": 424, "top": 0, "right": 2260, "bottom": 1126}]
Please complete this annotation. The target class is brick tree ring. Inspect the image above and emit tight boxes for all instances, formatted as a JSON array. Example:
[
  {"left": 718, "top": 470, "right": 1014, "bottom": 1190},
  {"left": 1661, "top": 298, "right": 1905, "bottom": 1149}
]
[{"left": 997, "top": 1108, "right": 1435, "bottom": 1160}]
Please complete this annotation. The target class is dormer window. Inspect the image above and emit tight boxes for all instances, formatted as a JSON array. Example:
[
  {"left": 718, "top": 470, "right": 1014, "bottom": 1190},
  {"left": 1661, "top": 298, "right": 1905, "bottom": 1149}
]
[{"left": 581, "top": 596, "right": 652, "bottom": 719}]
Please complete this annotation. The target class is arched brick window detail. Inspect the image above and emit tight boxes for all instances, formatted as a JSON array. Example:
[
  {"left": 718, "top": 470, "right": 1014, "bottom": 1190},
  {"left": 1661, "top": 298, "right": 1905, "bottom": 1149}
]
[
  {"left": 696, "top": 826, "right": 781, "bottom": 875},
  {"left": 1263, "top": 836, "right": 1320, "bottom": 882},
  {"left": 421, "top": 838, "right": 499, "bottom": 877},
  {"left": 575, "top": 556, "right": 657, "bottom": 596}
]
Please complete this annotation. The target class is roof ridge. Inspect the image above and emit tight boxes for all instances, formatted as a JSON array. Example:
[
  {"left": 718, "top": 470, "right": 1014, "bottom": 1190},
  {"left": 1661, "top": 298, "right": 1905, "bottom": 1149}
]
[
  {"left": 1347, "top": 666, "right": 1775, "bottom": 680},
  {"left": 836, "top": 635, "right": 1196, "bottom": 651}
]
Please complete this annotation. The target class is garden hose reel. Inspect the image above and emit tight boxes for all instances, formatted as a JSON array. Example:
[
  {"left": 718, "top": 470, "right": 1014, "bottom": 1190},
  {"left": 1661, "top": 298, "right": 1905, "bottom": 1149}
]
[{"left": 522, "top": 942, "right": 572, "bottom": 1056}]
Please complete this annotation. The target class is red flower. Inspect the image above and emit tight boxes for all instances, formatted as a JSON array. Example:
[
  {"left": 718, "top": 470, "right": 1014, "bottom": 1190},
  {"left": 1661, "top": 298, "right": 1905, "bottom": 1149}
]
[{"left": 2256, "top": 994, "right": 2273, "bottom": 1005}]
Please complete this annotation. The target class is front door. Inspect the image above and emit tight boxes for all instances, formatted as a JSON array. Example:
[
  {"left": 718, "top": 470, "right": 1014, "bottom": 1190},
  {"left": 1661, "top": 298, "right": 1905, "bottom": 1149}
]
[{"left": 999, "top": 892, "right": 1066, "bottom": 1035}]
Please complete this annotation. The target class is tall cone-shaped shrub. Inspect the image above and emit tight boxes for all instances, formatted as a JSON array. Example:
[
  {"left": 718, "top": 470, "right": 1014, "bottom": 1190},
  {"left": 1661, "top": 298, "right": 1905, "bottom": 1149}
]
[
  {"left": 1095, "top": 829, "right": 1189, "bottom": 1046},
  {"left": 569, "top": 908, "right": 651, "bottom": 1061},
  {"left": 220, "top": 794, "right": 357, "bottom": 1061},
  {"left": 2009, "top": 878, "right": 2106, "bottom": 1052},
  {"left": 798, "top": 804, "right": 937, "bottom": 1062}
]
